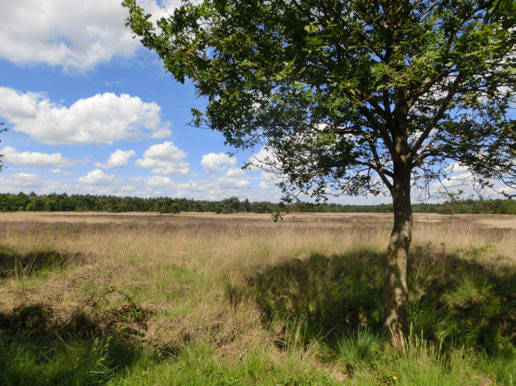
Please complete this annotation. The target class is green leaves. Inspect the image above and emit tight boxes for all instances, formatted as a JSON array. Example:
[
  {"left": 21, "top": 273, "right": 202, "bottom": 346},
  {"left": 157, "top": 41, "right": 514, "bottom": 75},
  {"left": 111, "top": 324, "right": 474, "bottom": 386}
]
[{"left": 124, "top": 0, "right": 515, "bottom": 200}]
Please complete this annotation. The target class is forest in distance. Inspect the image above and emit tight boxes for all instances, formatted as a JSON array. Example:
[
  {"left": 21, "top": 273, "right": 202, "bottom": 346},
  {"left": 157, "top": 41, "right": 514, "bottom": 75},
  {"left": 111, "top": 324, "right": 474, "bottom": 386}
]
[{"left": 0, "top": 192, "right": 514, "bottom": 215}]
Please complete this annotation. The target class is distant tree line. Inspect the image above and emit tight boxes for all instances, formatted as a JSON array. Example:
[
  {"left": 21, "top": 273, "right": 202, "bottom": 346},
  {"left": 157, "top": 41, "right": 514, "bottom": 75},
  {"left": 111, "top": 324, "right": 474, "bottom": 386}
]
[{"left": 0, "top": 192, "right": 514, "bottom": 215}]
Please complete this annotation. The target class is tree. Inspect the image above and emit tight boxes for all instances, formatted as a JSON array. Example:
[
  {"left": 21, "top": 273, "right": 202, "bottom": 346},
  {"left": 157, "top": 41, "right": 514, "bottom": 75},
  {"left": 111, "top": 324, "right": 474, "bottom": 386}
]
[{"left": 124, "top": 0, "right": 515, "bottom": 350}]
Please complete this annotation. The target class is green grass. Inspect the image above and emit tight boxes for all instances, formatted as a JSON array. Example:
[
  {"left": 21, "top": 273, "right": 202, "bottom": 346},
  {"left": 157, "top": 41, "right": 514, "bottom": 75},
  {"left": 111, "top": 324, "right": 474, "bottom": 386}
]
[
  {"left": 232, "top": 246, "right": 515, "bottom": 384},
  {"left": 0, "top": 216, "right": 514, "bottom": 385},
  {"left": 110, "top": 343, "right": 334, "bottom": 385},
  {"left": 0, "top": 336, "right": 138, "bottom": 386},
  {"left": 0, "top": 303, "right": 141, "bottom": 386},
  {"left": 0, "top": 243, "right": 88, "bottom": 279}
]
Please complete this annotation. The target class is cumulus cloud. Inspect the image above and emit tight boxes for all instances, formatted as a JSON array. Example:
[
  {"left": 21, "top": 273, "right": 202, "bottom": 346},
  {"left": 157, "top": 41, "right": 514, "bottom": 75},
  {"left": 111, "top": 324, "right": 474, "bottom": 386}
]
[
  {"left": 95, "top": 149, "right": 136, "bottom": 169},
  {"left": 1, "top": 146, "right": 80, "bottom": 167},
  {"left": 247, "top": 146, "right": 280, "bottom": 171},
  {"left": 175, "top": 168, "right": 250, "bottom": 200},
  {"left": 144, "top": 176, "right": 175, "bottom": 188},
  {"left": 0, "top": 87, "right": 171, "bottom": 145},
  {"left": 246, "top": 147, "right": 283, "bottom": 191},
  {"left": 1, "top": 172, "right": 39, "bottom": 185},
  {"left": 201, "top": 152, "right": 236, "bottom": 173},
  {"left": 445, "top": 162, "right": 470, "bottom": 174},
  {"left": 52, "top": 168, "right": 73, "bottom": 176},
  {"left": 135, "top": 141, "right": 189, "bottom": 175},
  {"left": 258, "top": 171, "right": 280, "bottom": 190},
  {"left": 217, "top": 168, "right": 250, "bottom": 189},
  {"left": 0, "top": 0, "right": 180, "bottom": 71},
  {"left": 77, "top": 169, "right": 115, "bottom": 185},
  {"left": 0, "top": 173, "right": 41, "bottom": 192}
]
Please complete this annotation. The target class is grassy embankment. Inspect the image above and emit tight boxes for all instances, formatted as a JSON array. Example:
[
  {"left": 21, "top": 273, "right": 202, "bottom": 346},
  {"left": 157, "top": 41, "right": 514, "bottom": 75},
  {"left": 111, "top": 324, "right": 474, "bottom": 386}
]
[{"left": 0, "top": 212, "right": 514, "bottom": 385}]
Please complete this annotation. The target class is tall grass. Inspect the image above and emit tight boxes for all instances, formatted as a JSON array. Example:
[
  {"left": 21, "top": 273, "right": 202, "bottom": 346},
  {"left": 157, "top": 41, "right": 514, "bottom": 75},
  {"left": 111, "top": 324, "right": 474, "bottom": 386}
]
[{"left": 0, "top": 212, "right": 514, "bottom": 384}]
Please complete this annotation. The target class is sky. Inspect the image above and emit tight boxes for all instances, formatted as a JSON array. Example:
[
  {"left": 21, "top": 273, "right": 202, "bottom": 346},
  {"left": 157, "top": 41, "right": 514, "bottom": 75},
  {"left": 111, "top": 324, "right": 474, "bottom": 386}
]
[
  {"left": 0, "top": 0, "right": 289, "bottom": 203},
  {"left": 0, "top": 0, "right": 510, "bottom": 204}
]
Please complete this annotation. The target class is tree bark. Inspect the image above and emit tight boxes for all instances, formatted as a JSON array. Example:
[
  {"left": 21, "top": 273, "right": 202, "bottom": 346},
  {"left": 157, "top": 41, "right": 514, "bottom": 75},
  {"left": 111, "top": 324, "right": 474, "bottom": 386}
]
[{"left": 383, "top": 163, "right": 413, "bottom": 352}]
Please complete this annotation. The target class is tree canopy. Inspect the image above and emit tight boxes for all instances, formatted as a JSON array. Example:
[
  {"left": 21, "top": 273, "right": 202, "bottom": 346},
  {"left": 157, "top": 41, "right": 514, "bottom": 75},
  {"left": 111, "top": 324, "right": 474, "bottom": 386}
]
[
  {"left": 124, "top": 0, "right": 515, "bottom": 350},
  {"left": 1, "top": 192, "right": 514, "bottom": 214},
  {"left": 124, "top": 0, "right": 514, "bottom": 200}
]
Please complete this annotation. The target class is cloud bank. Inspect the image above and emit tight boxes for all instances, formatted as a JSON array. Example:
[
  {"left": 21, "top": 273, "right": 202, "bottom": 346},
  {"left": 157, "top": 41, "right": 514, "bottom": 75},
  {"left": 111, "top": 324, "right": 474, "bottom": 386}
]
[
  {"left": 1, "top": 146, "right": 79, "bottom": 167},
  {"left": 0, "top": 0, "right": 180, "bottom": 71},
  {"left": 0, "top": 87, "right": 171, "bottom": 144}
]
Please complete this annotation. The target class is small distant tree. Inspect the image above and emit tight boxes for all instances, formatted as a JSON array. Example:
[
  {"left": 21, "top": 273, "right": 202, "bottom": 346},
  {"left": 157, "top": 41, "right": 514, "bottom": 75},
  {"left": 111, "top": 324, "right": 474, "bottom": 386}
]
[{"left": 124, "top": 0, "right": 515, "bottom": 350}]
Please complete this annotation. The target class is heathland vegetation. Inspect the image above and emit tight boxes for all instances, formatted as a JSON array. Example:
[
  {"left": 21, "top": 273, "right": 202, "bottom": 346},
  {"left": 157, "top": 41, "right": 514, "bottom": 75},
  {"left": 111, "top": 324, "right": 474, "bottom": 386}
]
[
  {"left": 0, "top": 0, "right": 513, "bottom": 383},
  {"left": 0, "top": 212, "right": 514, "bottom": 384},
  {"left": 125, "top": 0, "right": 514, "bottom": 350},
  {"left": 1, "top": 192, "right": 515, "bottom": 215}
]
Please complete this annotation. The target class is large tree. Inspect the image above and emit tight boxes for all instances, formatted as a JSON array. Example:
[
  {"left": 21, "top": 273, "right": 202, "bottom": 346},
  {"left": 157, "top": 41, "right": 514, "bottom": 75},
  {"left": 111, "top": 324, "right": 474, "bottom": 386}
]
[{"left": 124, "top": 0, "right": 515, "bottom": 350}]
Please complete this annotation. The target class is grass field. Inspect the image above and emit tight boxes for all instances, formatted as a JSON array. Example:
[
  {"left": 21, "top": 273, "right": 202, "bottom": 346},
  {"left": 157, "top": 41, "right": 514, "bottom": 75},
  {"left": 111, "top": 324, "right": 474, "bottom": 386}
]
[{"left": 0, "top": 211, "right": 515, "bottom": 385}]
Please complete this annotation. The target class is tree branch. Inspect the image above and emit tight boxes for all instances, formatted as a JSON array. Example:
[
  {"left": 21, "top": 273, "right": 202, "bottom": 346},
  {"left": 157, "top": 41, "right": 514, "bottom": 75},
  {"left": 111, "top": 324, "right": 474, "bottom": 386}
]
[
  {"left": 364, "top": 137, "right": 394, "bottom": 192},
  {"left": 409, "top": 73, "right": 463, "bottom": 162}
]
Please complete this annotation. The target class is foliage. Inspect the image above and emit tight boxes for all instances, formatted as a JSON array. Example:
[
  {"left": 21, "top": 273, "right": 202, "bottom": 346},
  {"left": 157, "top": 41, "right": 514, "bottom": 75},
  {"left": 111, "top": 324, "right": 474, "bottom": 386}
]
[
  {"left": 123, "top": 0, "right": 515, "bottom": 200},
  {"left": 0, "top": 192, "right": 514, "bottom": 214},
  {"left": 123, "top": 0, "right": 515, "bottom": 346}
]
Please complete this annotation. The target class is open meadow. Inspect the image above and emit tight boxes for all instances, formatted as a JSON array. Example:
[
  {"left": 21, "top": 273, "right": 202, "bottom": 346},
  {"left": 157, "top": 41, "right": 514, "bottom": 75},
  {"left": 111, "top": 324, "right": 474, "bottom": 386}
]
[{"left": 0, "top": 211, "right": 515, "bottom": 385}]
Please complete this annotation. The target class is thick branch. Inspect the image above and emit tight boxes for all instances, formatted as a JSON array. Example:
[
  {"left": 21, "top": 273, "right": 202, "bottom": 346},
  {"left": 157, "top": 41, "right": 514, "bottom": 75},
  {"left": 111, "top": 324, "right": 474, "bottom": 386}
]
[{"left": 346, "top": 88, "right": 396, "bottom": 155}]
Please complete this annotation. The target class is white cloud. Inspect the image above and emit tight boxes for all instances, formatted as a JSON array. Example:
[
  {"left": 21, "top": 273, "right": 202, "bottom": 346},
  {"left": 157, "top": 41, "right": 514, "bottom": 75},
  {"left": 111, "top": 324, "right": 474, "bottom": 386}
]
[
  {"left": 77, "top": 169, "right": 115, "bottom": 185},
  {"left": 48, "top": 181, "right": 151, "bottom": 197},
  {"left": 4, "top": 173, "right": 39, "bottom": 184},
  {"left": 217, "top": 168, "right": 250, "bottom": 189},
  {"left": 175, "top": 168, "right": 250, "bottom": 200},
  {"left": 40, "top": 182, "right": 72, "bottom": 194},
  {"left": 135, "top": 141, "right": 189, "bottom": 175},
  {"left": 52, "top": 168, "right": 73, "bottom": 176},
  {"left": 445, "top": 162, "right": 470, "bottom": 174},
  {"left": 95, "top": 149, "right": 136, "bottom": 169},
  {"left": 1, "top": 146, "right": 79, "bottom": 167},
  {"left": 0, "top": 87, "right": 171, "bottom": 145},
  {"left": 0, "top": 173, "right": 41, "bottom": 192},
  {"left": 258, "top": 171, "right": 280, "bottom": 190},
  {"left": 247, "top": 146, "right": 280, "bottom": 171},
  {"left": 201, "top": 152, "right": 236, "bottom": 173},
  {"left": 144, "top": 176, "right": 175, "bottom": 188},
  {"left": 0, "top": 0, "right": 181, "bottom": 71},
  {"left": 246, "top": 147, "right": 283, "bottom": 191}
]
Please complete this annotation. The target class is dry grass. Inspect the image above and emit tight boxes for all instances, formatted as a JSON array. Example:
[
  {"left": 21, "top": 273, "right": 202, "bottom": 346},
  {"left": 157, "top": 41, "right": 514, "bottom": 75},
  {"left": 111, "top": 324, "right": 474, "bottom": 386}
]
[{"left": 0, "top": 211, "right": 514, "bottom": 384}]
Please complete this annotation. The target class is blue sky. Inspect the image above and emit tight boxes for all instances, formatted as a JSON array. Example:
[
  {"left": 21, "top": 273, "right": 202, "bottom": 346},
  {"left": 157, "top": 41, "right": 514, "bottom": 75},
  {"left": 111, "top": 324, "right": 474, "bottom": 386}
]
[
  {"left": 0, "top": 0, "right": 290, "bottom": 202},
  {"left": 0, "top": 0, "right": 510, "bottom": 204}
]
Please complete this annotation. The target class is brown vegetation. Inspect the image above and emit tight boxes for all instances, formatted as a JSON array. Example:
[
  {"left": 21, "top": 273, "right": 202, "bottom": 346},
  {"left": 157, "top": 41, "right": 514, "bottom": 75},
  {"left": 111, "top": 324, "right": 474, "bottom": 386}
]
[{"left": 0, "top": 212, "right": 514, "bottom": 384}]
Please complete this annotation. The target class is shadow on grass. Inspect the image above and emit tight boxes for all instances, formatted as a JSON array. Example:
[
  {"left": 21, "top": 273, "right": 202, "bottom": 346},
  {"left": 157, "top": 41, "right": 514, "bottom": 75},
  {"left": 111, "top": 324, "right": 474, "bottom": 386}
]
[
  {"left": 231, "top": 246, "right": 515, "bottom": 353},
  {"left": 0, "top": 244, "right": 91, "bottom": 278},
  {"left": 0, "top": 298, "right": 160, "bottom": 385}
]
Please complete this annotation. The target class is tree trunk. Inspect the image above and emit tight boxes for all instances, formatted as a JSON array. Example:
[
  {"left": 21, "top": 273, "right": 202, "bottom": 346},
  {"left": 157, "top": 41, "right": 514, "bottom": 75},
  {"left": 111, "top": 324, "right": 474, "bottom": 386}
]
[{"left": 383, "top": 164, "right": 413, "bottom": 352}]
